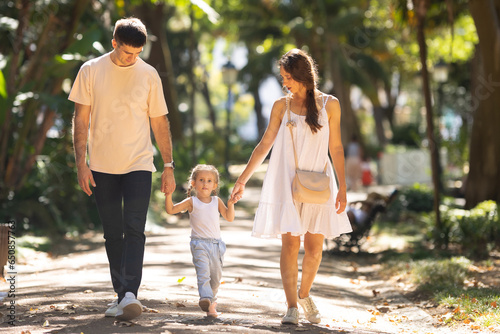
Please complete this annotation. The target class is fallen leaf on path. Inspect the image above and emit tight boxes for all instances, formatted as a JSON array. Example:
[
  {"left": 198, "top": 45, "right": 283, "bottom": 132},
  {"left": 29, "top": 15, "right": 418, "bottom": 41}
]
[
  {"left": 143, "top": 306, "right": 159, "bottom": 313},
  {"left": 114, "top": 320, "right": 134, "bottom": 327},
  {"left": 491, "top": 301, "right": 497, "bottom": 308},
  {"left": 372, "top": 289, "right": 380, "bottom": 297},
  {"left": 175, "top": 302, "right": 186, "bottom": 308},
  {"left": 177, "top": 277, "right": 186, "bottom": 284},
  {"left": 377, "top": 306, "right": 390, "bottom": 313},
  {"left": 84, "top": 290, "right": 93, "bottom": 294},
  {"left": 43, "top": 320, "right": 50, "bottom": 327}
]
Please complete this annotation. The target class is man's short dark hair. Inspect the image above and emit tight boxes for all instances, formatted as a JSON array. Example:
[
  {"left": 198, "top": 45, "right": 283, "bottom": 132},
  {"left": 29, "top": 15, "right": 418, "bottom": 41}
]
[{"left": 113, "top": 18, "right": 147, "bottom": 48}]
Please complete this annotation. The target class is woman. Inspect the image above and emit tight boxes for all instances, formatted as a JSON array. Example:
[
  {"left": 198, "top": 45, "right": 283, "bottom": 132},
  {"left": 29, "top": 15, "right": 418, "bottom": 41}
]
[{"left": 230, "top": 49, "right": 352, "bottom": 324}]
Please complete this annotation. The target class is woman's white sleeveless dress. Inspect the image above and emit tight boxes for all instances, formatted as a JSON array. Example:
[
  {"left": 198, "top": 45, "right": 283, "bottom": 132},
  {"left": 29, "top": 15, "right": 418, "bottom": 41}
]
[{"left": 252, "top": 94, "right": 352, "bottom": 239}]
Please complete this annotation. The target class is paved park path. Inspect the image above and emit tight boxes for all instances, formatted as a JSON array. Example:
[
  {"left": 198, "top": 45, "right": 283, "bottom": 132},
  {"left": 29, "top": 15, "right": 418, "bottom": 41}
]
[{"left": 1, "top": 186, "right": 481, "bottom": 334}]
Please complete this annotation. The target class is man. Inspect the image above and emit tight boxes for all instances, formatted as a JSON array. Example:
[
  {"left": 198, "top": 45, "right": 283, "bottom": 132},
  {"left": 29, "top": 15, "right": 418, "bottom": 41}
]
[{"left": 69, "top": 18, "right": 175, "bottom": 321}]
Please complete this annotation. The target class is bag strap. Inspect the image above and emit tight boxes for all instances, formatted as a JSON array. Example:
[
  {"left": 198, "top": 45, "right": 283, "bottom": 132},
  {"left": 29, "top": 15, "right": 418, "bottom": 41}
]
[
  {"left": 286, "top": 95, "right": 327, "bottom": 172},
  {"left": 286, "top": 96, "right": 300, "bottom": 169}
]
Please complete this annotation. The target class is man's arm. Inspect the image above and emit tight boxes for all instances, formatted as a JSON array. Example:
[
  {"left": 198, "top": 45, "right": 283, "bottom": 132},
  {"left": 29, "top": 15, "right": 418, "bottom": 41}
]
[
  {"left": 72, "top": 103, "right": 96, "bottom": 196},
  {"left": 150, "top": 115, "right": 176, "bottom": 194}
]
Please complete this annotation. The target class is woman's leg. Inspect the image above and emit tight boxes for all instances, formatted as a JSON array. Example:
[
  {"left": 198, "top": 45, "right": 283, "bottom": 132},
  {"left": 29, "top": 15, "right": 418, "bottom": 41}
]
[
  {"left": 298, "top": 232, "right": 324, "bottom": 299},
  {"left": 280, "top": 233, "right": 301, "bottom": 308}
]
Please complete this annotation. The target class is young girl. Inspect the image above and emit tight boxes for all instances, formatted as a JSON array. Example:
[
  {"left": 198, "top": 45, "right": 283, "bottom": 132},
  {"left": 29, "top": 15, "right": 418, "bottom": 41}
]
[{"left": 165, "top": 164, "right": 235, "bottom": 318}]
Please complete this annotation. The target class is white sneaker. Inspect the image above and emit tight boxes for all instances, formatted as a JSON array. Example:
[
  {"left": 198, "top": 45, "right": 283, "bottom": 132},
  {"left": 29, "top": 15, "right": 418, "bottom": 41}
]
[
  {"left": 281, "top": 307, "right": 299, "bottom": 325},
  {"left": 115, "top": 292, "right": 142, "bottom": 321},
  {"left": 298, "top": 295, "right": 321, "bottom": 324},
  {"left": 104, "top": 299, "right": 118, "bottom": 317}
]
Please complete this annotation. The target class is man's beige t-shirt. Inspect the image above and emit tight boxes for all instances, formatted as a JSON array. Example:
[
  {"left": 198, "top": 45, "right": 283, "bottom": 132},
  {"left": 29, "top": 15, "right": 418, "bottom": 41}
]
[{"left": 69, "top": 52, "right": 168, "bottom": 174}]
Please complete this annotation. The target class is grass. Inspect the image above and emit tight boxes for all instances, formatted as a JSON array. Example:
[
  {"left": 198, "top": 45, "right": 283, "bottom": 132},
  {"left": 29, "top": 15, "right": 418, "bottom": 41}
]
[
  {"left": 373, "top": 219, "right": 500, "bottom": 329},
  {"left": 435, "top": 287, "right": 500, "bottom": 327},
  {"left": 17, "top": 235, "right": 52, "bottom": 252}
]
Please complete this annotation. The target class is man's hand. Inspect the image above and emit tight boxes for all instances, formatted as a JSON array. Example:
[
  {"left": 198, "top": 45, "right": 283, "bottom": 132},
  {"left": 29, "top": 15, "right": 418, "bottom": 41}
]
[
  {"left": 77, "top": 164, "right": 96, "bottom": 196},
  {"left": 161, "top": 167, "right": 176, "bottom": 194}
]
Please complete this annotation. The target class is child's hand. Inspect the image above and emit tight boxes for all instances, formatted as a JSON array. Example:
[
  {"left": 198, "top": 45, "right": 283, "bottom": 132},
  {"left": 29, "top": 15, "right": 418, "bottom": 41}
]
[
  {"left": 231, "top": 181, "right": 245, "bottom": 203},
  {"left": 227, "top": 197, "right": 236, "bottom": 205}
]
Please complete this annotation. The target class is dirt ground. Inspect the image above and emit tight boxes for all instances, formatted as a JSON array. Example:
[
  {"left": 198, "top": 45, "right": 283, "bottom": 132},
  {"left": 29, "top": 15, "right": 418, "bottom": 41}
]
[{"left": 0, "top": 186, "right": 496, "bottom": 334}]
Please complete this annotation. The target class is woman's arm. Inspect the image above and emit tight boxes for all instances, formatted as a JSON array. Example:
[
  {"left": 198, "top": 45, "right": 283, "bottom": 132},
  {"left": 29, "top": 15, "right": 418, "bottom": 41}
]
[
  {"left": 326, "top": 96, "right": 347, "bottom": 214},
  {"left": 231, "top": 98, "right": 286, "bottom": 201}
]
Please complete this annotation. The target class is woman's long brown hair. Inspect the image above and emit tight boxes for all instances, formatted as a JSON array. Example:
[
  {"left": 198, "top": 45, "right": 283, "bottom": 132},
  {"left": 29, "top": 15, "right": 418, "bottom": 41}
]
[{"left": 279, "top": 49, "right": 322, "bottom": 133}]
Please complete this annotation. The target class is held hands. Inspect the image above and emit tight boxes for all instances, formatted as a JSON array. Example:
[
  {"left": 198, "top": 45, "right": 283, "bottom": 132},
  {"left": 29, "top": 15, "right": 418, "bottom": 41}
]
[
  {"left": 230, "top": 181, "right": 245, "bottom": 203},
  {"left": 162, "top": 167, "right": 176, "bottom": 194},
  {"left": 77, "top": 164, "right": 96, "bottom": 196}
]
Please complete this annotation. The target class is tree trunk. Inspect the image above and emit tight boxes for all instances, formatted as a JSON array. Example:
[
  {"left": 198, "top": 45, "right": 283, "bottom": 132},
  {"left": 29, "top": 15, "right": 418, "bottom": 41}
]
[
  {"left": 329, "top": 35, "right": 360, "bottom": 146},
  {"left": 188, "top": 5, "right": 196, "bottom": 163},
  {"left": 136, "top": 2, "right": 183, "bottom": 141},
  {"left": 373, "top": 106, "right": 387, "bottom": 147},
  {"left": 413, "top": 0, "right": 442, "bottom": 237},
  {"left": 465, "top": 0, "right": 500, "bottom": 207},
  {"left": 199, "top": 74, "right": 217, "bottom": 130},
  {"left": 251, "top": 87, "right": 265, "bottom": 140}
]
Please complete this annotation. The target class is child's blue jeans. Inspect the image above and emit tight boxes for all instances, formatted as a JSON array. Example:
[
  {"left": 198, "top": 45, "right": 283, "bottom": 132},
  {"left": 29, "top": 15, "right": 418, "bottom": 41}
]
[{"left": 190, "top": 238, "right": 226, "bottom": 302}]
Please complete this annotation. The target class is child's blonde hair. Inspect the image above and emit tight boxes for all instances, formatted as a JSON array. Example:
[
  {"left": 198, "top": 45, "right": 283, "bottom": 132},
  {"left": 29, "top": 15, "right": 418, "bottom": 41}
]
[{"left": 186, "top": 164, "right": 220, "bottom": 197}]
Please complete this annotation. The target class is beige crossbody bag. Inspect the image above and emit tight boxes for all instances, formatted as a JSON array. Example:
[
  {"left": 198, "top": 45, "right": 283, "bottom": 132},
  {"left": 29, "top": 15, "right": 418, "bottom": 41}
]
[{"left": 286, "top": 96, "right": 331, "bottom": 204}]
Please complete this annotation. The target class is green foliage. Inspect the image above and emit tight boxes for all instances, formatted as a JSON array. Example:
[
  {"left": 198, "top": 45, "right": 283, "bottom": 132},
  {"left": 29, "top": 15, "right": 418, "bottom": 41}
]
[
  {"left": 456, "top": 201, "right": 498, "bottom": 258},
  {"left": 391, "top": 123, "right": 422, "bottom": 148},
  {"left": 412, "top": 257, "right": 471, "bottom": 287},
  {"left": 382, "top": 256, "right": 470, "bottom": 288},
  {"left": 425, "top": 201, "right": 499, "bottom": 258},
  {"left": 0, "top": 136, "right": 99, "bottom": 236},
  {"left": 385, "top": 183, "right": 434, "bottom": 222}
]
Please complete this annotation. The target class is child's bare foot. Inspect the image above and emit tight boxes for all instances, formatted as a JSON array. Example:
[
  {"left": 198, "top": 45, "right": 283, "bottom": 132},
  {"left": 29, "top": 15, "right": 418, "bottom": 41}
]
[{"left": 207, "top": 302, "right": 218, "bottom": 317}]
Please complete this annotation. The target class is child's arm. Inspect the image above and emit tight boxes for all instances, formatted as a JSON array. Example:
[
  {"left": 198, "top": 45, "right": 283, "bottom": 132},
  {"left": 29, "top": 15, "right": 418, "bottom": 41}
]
[
  {"left": 218, "top": 197, "right": 235, "bottom": 222},
  {"left": 165, "top": 193, "right": 193, "bottom": 214}
]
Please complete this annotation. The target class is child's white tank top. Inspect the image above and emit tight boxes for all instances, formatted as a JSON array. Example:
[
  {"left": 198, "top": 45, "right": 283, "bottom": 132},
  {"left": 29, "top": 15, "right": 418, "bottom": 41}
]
[{"left": 189, "top": 196, "right": 221, "bottom": 239}]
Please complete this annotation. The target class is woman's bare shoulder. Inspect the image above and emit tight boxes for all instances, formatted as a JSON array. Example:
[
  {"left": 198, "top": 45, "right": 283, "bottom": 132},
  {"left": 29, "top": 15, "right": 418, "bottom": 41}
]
[{"left": 270, "top": 96, "right": 288, "bottom": 118}]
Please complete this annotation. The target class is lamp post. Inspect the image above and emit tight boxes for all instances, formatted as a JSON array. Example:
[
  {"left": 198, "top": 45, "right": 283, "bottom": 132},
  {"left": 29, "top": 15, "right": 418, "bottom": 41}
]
[
  {"left": 432, "top": 60, "right": 449, "bottom": 193},
  {"left": 222, "top": 60, "right": 238, "bottom": 176},
  {"left": 433, "top": 60, "right": 449, "bottom": 118}
]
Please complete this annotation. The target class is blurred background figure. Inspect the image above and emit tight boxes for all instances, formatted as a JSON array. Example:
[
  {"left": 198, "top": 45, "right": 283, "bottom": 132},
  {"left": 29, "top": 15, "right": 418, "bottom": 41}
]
[
  {"left": 345, "top": 135, "right": 362, "bottom": 191},
  {"left": 361, "top": 157, "right": 373, "bottom": 188}
]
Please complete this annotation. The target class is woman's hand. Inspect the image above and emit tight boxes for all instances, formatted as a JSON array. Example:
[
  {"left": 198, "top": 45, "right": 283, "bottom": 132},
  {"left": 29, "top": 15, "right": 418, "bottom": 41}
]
[
  {"left": 231, "top": 181, "right": 245, "bottom": 203},
  {"left": 335, "top": 187, "right": 347, "bottom": 214}
]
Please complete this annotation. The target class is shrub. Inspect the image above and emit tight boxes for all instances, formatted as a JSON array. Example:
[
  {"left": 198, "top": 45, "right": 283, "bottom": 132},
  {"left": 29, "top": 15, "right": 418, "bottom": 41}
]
[
  {"left": 411, "top": 256, "right": 471, "bottom": 287},
  {"left": 385, "top": 183, "right": 434, "bottom": 221},
  {"left": 432, "top": 201, "right": 499, "bottom": 258}
]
